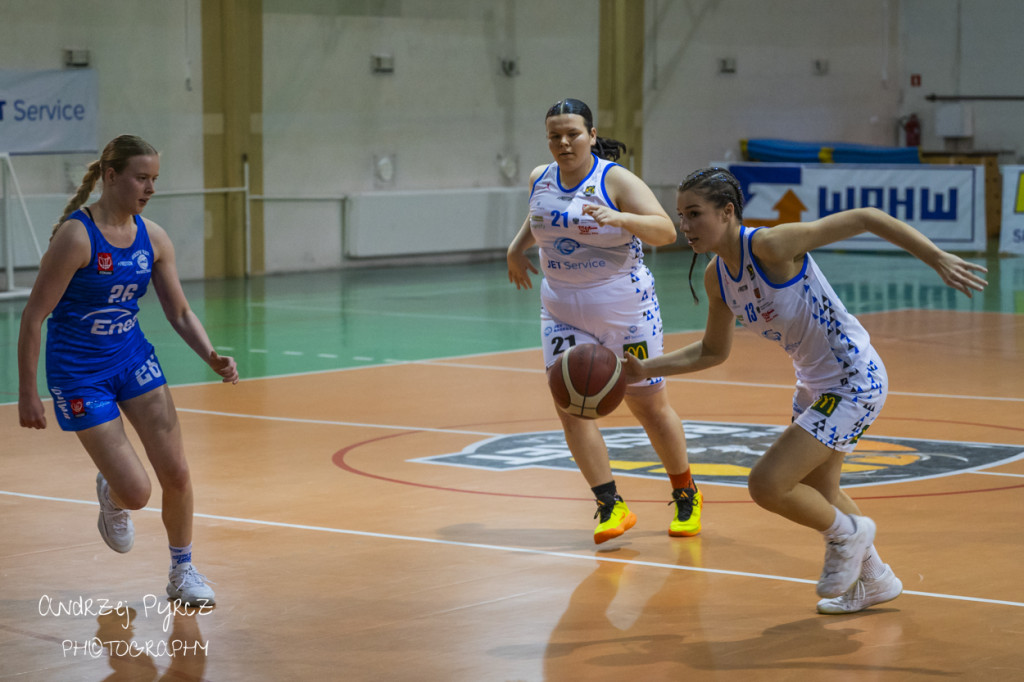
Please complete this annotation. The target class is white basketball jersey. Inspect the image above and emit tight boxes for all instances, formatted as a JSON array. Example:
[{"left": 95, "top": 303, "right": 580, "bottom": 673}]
[
  {"left": 529, "top": 155, "right": 643, "bottom": 287},
  {"left": 716, "top": 226, "right": 877, "bottom": 391}
]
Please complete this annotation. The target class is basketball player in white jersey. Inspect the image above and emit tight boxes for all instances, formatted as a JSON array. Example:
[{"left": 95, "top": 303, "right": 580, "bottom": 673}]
[
  {"left": 624, "top": 167, "right": 988, "bottom": 612},
  {"left": 507, "top": 99, "right": 701, "bottom": 544}
]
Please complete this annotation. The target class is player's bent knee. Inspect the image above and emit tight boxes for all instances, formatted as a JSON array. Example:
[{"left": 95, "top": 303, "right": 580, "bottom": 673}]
[
  {"left": 746, "top": 471, "right": 785, "bottom": 511},
  {"left": 115, "top": 484, "right": 152, "bottom": 510}
]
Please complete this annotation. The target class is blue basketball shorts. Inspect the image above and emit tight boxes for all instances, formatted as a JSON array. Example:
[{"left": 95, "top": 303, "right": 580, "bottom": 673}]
[{"left": 48, "top": 352, "right": 168, "bottom": 432}]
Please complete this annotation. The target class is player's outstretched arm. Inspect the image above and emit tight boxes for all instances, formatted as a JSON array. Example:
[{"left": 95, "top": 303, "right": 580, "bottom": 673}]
[{"left": 755, "top": 207, "right": 988, "bottom": 297}]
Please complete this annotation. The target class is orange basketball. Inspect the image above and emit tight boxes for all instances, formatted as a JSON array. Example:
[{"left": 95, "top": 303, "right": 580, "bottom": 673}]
[{"left": 547, "top": 343, "right": 626, "bottom": 419}]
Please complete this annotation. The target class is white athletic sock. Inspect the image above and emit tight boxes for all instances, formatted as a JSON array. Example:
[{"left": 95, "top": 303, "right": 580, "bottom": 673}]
[
  {"left": 823, "top": 507, "right": 856, "bottom": 541},
  {"left": 170, "top": 543, "right": 193, "bottom": 571},
  {"left": 861, "top": 545, "right": 887, "bottom": 580}
]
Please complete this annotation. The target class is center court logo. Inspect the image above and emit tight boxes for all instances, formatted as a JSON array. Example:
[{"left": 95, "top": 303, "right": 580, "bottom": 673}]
[{"left": 412, "top": 421, "right": 1024, "bottom": 487}]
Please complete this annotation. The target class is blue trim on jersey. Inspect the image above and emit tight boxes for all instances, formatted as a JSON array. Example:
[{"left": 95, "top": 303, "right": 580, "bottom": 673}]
[
  {"left": 714, "top": 256, "right": 727, "bottom": 302},
  {"left": 555, "top": 153, "right": 601, "bottom": 193},
  {"left": 718, "top": 225, "right": 748, "bottom": 283},
  {"left": 748, "top": 227, "right": 809, "bottom": 289},
  {"left": 597, "top": 161, "right": 621, "bottom": 212}
]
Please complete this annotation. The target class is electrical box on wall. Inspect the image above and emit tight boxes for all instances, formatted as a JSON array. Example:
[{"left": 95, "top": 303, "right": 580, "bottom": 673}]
[
  {"left": 63, "top": 48, "right": 90, "bottom": 67},
  {"left": 371, "top": 54, "right": 394, "bottom": 74},
  {"left": 935, "top": 103, "right": 974, "bottom": 138}
]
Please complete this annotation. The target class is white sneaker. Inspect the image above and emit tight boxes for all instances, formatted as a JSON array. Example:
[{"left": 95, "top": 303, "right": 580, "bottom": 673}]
[
  {"left": 96, "top": 473, "right": 134, "bottom": 553},
  {"left": 816, "top": 515, "right": 876, "bottom": 598},
  {"left": 167, "top": 563, "right": 216, "bottom": 606},
  {"left": 817, "top": 564, "right": 903, "bottom": 614}
]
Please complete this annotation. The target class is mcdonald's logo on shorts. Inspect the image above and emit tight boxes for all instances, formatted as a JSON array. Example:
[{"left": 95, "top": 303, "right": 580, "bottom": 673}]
[
  {"left": 811, "top": 393, "right": 841, "bottom": 417},
  {"left": 623, "top": 341, "right": 649, "bottom": 360}
]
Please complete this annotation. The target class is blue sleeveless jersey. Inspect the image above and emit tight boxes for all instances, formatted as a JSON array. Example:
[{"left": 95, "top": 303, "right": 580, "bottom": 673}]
[{"left": 46, "top": 209, "right": 155, "bottom": 385}]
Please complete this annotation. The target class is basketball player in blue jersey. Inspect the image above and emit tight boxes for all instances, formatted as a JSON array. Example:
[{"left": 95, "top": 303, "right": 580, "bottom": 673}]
[
  {"left": 507, "top": 99, "right": 701, "bottom": 544},
  {"left": 624, "top": 167, "right": 988, "bottom": 613},
  {"left": 18, "top": 135, "right": 237, "bottom": 606}
]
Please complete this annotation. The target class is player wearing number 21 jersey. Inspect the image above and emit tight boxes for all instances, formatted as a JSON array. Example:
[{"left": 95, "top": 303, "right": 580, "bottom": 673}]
[
  {"left": 507, "top": 98, "right": 701, "bottom": 545},
  {"left": 530, "top": 154, "right": 644, "bottom": 286}
]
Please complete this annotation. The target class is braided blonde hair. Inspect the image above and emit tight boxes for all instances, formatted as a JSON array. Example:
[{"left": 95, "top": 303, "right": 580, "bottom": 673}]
[{"left": 52, "top": 135, "right": 158, "bottom": 237}]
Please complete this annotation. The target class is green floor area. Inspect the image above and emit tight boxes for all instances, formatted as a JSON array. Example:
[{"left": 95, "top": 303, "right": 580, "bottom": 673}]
[{"left": 2, "top": 246, "right": 1019, "bottom": 401}]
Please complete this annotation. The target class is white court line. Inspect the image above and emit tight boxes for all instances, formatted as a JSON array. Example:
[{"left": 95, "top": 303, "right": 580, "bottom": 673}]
[
  {"left": 969, "top": 470, "right": 1024, "bottom": 478},
  {"left": 5, "top": 331, "right": 1018, "bottom": 401},
  {"left": 410, "top": 360, "right": 1024, "bottom": 403},
  {"left": 1, "top": 488, "right": 1021, "bottom": 610},
  {"left": 251, "top": 300, "right": 534, "bottom": 325},
  {"left": 174, "top": 407, "right": 501, "bottom": 437}
]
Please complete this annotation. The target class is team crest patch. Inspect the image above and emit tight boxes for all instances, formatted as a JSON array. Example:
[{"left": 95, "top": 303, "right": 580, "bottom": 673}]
[
  {"left": 412, "top": 421, "right": 1024, "bottom": 488},
  {"left": 97, "top": 253, "right": 113, "bottom": 275},
  {"left": 132, "top": 249, "right": 151, "bottom": 273}
]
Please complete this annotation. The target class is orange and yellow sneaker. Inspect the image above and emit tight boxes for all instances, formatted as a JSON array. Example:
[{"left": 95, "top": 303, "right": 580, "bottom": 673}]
[
  {"left": 593, "top": 494, "right": 637, "bottom": 544},
  {"left": 668, "top": 487, "right": 703, "bottom": 537}
]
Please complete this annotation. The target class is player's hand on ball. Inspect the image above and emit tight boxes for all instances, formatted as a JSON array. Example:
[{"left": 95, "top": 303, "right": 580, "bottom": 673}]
[{"left": 621, "top": 352, "right": 647, "bottom": 384}]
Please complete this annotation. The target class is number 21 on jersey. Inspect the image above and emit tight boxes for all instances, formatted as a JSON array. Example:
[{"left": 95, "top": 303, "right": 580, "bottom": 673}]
[{"left": 550, "top": 210, "right": 570, "bottom": 227}]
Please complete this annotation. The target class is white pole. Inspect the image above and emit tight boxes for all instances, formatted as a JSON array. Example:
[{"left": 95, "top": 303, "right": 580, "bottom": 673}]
[
  {"left": 243, "top": 156, "right": 251, "bottom": 277},
  {"left": 1, "top": 155, "right": 13, "bottom": 292},
  {"left": 3, "top": 154, "right": 44, "bottom": 259}
]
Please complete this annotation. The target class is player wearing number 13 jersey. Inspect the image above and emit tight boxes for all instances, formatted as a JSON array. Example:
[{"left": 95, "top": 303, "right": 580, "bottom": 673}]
[
  {"left": 624, "top": 167, "right": 988, "bottom": 614},
  {"left": 715, "top": 223, "right": 888, "bottom": 452},
  {"left": 507, "top": 99, "right": 702, "bottom": 545},
  {"left": 18, "top": 135, "right": 238, "bottom": 607}
]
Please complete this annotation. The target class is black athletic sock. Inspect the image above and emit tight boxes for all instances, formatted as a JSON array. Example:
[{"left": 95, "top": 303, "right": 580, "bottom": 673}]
[{"left": 591, "top": 481, "right": 618, "bottom": 500}]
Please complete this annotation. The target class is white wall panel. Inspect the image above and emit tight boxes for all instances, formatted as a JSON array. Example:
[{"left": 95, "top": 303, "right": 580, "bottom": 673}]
[{"left": 344, "top": 187, "right": 527, "bottom": 258}]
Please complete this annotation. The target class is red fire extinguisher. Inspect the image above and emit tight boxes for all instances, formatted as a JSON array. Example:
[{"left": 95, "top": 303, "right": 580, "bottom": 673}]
[{"left": 902, "top": 114, "right": 921, "bottom": 147}]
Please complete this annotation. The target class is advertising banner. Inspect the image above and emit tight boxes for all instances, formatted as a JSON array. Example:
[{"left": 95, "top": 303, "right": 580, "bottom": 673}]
[
  {"left": 999, "top": 165, "right": 1024, "bottom": 256},
  {"left": 722, "top": 162, "right": 986, "bottom": 252},
  {"left": 0, "top": 69, "right": 98, "bottom": 154}
]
